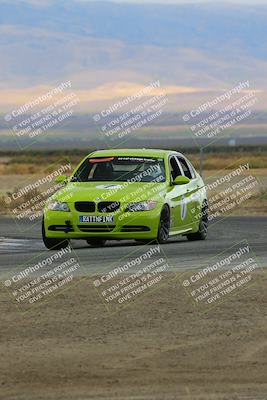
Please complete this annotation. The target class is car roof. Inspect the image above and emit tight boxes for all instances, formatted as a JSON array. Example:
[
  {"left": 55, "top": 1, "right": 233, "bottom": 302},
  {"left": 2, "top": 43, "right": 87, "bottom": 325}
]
[{"left": 89, "top": 149, "right": 184, "bottom": 158}]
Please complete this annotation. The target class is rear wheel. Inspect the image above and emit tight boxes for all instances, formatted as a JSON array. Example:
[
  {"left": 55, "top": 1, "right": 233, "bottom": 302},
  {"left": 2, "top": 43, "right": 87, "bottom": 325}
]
[
  {"left": 86, "top": 238, "right": 106, "bottom": 248},
  {"left": 187, "top": 201, "right": 208, "bottom": 241},
  {"left": 157, "top": 205, "right": 170, "bottom": 244},
  {"left": 42, "top": 218, "right": 69, "bottom": 250}
]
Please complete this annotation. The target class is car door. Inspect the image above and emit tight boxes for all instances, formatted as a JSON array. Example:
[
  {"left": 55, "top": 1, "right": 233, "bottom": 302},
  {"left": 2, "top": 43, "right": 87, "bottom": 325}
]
[
  {"left": 166, "top": 155, "right": 193, "bottom": 234},
  {"left": 176, "top": 156, "right": 202, "bottom": 226}
]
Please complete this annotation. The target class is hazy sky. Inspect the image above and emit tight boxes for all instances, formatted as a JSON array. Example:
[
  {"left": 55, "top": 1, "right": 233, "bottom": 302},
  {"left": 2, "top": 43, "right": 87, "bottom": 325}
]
[
  {"left": 80, "top": 0, "right": 267, "bottom": 3},
  {"left": 4, "top": 0, "right": 267, "bottom": 6},
  {"left": 13, "top": 0, "right": 267, "bottom": 4}
]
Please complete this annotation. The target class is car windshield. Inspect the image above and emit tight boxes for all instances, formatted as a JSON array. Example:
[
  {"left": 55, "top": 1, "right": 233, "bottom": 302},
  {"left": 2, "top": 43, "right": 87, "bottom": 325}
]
[{"left": 72, "top": 156, "right": 166, "bottom": 183}]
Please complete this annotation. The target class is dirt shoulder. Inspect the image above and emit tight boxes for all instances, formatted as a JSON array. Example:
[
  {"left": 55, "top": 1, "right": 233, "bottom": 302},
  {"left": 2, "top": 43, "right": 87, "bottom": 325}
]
[{"left": 0, "top": 272, "right": 267, "bottom": 400}]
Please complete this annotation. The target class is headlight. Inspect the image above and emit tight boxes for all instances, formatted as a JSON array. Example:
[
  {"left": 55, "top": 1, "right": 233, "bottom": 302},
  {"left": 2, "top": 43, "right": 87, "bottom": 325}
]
[
  {"left": 125, "top": 201, "right": 158, "bottom": 212},
  {"left": 47, "top": 200, "right": 70, "bottom": 212}
]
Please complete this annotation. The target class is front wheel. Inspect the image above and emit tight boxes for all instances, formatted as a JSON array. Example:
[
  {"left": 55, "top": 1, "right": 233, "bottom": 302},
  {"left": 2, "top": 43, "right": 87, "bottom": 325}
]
[
  {"left": 186, "top": 201, "right": 208, "bottom": 241},
  {"left": 42, "top": 218, "right": 69, "bottom": 250},
  {"left": 157, "top": 205, "right": 170, "bottom": 244}
]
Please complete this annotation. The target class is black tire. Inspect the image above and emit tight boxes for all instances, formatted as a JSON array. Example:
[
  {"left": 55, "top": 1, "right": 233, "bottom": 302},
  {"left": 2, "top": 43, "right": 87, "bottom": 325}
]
[
  {"left": 157, "top": 205, "right": 170, "bottom": 244},
  {"left": 86, "top": 238, "right": 107, "bottom": 248},
  {"left": 186, "top": 201, "right": 208, "bottom": 241},
  {"left": 42, "top": 218, "right": 69, "bottom": 250}
]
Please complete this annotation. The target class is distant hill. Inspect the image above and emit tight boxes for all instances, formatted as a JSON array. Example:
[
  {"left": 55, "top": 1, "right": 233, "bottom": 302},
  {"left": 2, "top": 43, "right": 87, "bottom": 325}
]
[
  {"left": 0, "top": 0, "right": 267, "bottom": 111},
  {"left": 1, "top": 1, "right": 267, "bottom": 55}
]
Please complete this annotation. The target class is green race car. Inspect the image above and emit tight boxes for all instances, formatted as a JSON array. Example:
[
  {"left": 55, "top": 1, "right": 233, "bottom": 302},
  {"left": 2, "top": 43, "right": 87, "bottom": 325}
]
[{"left": 42, "top": 149, "right": 208, "bottom": 249}]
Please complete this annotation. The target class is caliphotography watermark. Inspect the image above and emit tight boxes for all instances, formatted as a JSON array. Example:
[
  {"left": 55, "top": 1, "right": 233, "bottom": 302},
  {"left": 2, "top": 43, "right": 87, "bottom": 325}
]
[
  {"left": 2, "top": 243, "right": 85, "bottom": 313},
  {"left": 4, "top": 80, "right": 80, "bottom": 149},
  {"left": 92, "top": 242, "right": 173, "bottom": 313},
  {"left": 190, "top": 160, "right": 262, "bottom": 225},
  {"left": 180, "top": 240, "right": 263, "bottom": 313},
  {"left": 92, "top": 80, "right": 169, "bottom": 146},
  {"left": 0, "top": 159, "right": 73, "bottom": 231},
  {"left": 182, "top": 81, "right": 259, "bottom": 147}
]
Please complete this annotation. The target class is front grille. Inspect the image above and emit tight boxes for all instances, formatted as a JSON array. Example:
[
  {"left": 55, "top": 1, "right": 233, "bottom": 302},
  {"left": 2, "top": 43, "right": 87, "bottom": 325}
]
[
  {"left": 48, "top": 224, "right": 74, "bottom": 232},
  {"left": 77, "top": 225, "right": 115, "bottom": 233},
  {"left": 121, "top": 225, "right": 150, "bottom": 232},
  {"left": 98, "top": 201, "right": 120, "bottom": 213},
  {"left": 75, "top": 202, "right": 95, "bottom": 212}
]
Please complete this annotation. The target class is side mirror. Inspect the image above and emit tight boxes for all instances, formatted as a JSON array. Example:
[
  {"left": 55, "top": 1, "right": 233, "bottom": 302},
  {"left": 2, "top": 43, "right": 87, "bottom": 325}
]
[
  {"left": 173, "top": 176, "right": 190, "bottom": 185},
  {"left": 55, "top": 175, "right": 68, "bottom": 184}
]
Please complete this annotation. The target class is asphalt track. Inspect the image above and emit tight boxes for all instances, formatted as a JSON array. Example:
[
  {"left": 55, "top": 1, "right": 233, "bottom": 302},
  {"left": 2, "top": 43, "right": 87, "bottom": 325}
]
[{"left": 0, "top": 216, "right": 266, "bottom": 279}]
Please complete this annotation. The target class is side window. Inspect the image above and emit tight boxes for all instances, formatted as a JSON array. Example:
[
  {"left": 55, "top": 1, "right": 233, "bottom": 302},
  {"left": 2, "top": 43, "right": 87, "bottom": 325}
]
[
  {"left": 169, "top": 156, "right": 183, "bottom": 182},
  {"left": 188, "top": 161, "right": 197, "bottom": 179},
  {"left": 177, "top": 157, "right": 193, "bottom": 179}
]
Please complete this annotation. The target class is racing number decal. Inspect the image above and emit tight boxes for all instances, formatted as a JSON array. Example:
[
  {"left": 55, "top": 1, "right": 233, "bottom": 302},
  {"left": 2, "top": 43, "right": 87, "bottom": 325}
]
[{"left": 181, "top": 195, "right": 187, "bottom": 221}]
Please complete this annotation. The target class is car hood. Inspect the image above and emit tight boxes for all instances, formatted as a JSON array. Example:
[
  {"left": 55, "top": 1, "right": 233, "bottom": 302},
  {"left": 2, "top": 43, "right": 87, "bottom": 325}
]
[{"left": 51, "top": 181, "right": 167, "bottom": 203}]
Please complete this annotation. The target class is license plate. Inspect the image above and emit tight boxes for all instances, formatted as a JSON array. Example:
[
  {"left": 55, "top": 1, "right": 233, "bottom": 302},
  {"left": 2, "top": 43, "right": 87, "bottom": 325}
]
[{"left": 79, "top": 215, "right": 115, "bottom": 223}]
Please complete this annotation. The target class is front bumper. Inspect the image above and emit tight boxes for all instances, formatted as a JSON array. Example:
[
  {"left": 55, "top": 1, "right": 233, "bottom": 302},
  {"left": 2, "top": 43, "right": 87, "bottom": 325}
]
[{"left": 43, "top": 204, "right": 162, "bottom": 240}]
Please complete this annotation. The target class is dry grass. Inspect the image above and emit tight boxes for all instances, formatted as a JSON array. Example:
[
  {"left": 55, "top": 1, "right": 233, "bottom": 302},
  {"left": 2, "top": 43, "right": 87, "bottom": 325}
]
[
  {"left": 0, "top": 151, "right": 267, "bottom": 175},
  {"left": 0, "top": 151, "right": 266, "bottom": 215},
  {"left": 189, "top": 152, "right": 267, "bottom": 170}
]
